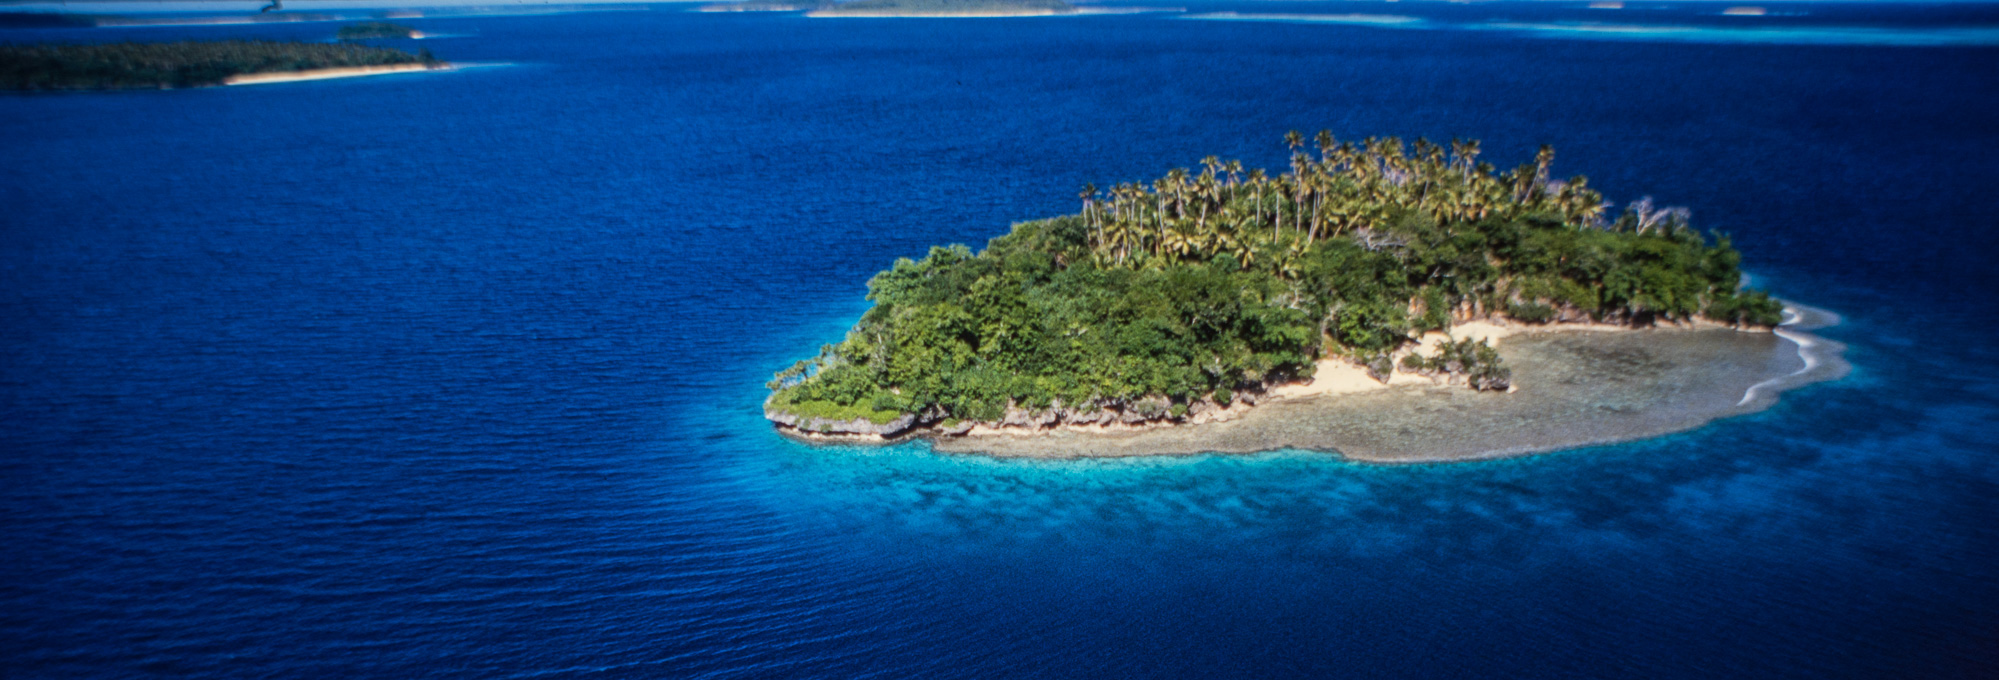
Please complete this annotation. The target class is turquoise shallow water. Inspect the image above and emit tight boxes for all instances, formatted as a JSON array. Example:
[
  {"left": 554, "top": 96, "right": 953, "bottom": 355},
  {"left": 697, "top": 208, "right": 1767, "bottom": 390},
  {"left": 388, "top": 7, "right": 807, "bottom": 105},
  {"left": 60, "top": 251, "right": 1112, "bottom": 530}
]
[{"left": 3, "top": 3, "right": 1998, "bottom": 677}]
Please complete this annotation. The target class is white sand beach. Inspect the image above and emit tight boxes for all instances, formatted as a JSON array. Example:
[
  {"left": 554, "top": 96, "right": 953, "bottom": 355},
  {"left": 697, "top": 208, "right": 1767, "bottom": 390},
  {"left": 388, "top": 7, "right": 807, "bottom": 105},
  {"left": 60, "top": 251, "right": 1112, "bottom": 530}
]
[{"left": 223, "top": 63, "right": 445, "bottom": 86}]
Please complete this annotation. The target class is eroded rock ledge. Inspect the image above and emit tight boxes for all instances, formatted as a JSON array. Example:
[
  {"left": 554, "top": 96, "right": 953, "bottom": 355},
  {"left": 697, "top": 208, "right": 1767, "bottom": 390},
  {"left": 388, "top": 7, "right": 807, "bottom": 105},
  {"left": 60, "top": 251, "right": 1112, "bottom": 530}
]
[{"left": 767, "top": 391, "right": 1271, "bottom": 442}]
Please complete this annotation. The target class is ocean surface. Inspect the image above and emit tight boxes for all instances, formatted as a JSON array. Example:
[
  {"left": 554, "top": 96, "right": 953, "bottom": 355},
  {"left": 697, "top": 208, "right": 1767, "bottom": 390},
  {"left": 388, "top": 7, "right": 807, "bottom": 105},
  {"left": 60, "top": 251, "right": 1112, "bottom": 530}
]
[{"left": 4, "top": 3, "right": 1998, "bottom": 677}]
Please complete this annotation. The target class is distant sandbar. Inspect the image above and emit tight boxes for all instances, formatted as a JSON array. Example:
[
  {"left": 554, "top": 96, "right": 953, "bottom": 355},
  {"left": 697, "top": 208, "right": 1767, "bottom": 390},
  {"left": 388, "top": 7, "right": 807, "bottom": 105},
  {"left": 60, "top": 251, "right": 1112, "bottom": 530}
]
[{"left": 224, "top": 63, "right": 448, "bottom": 86}]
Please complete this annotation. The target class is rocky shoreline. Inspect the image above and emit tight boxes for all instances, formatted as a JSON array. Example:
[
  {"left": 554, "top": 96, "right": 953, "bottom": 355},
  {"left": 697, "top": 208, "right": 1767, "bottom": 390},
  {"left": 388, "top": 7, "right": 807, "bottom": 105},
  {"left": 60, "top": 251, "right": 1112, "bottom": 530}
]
[{"left": 767, "top": 389, "right": 1272, "bottom": 442}]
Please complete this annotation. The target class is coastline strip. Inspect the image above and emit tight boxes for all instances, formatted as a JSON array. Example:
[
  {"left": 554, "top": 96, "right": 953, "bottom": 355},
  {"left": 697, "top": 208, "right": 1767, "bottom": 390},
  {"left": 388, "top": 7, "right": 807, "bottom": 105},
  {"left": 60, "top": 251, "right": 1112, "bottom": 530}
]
[
  {"left": 805, "top": 7, "right": 1171, "bottom": 18},
  {"left": 921, "top": 305, "right": 1849, "bottom": 463},
  {"left": 223, "top": 63, "right": 444, "bottom": 86}
]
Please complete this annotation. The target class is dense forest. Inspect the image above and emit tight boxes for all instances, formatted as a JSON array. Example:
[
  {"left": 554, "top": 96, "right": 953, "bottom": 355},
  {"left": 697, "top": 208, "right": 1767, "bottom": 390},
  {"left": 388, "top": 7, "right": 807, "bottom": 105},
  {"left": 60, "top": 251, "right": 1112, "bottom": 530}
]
[
  {"left": 0, "top": 40, "right": 437, "bottom": 90},
  {"left": 768, "top": 134, "right": 1784, "bottom": 431}
]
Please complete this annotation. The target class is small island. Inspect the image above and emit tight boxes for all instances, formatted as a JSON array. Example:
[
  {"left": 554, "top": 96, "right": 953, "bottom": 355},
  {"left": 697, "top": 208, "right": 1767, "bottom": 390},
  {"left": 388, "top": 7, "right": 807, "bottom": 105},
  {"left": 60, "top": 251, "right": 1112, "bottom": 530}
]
[
  {"left": 0, "top": 41, "right": 447, "bottom": 91},
  {"left": 808, "top": 0, "right": 1078, "bottom": 18},
  {"left": 696, "top": 1, "right": 834, "bottom": 12},
  {"left": 766, "top": 134, "right": 1846, "bottom": 461},
  {"left": 337, "top": 22, "right": 424, "bottom": 40}
]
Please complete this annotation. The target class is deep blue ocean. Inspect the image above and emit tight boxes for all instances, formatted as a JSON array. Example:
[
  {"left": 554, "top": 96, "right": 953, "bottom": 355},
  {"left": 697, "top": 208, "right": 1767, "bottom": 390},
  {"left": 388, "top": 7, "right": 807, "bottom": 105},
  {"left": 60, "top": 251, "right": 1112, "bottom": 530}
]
[{"left": 4, "top": 3, "right": 1998, "bottom": 677}]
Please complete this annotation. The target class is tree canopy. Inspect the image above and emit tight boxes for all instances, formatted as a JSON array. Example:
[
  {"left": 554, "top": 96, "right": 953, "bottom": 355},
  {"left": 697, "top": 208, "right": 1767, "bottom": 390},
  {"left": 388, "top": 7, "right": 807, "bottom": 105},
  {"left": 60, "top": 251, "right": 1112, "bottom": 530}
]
[{"left": 0, "top": 40, "right": 436, "bottom": 90}]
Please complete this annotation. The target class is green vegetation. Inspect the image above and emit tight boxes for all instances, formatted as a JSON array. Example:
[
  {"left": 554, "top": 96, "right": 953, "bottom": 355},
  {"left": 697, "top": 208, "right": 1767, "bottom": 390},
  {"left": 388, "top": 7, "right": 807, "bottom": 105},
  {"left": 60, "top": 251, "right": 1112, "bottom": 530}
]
[
  {"left": 769, "top": 134, "right": 1783, "bottom": 429},
  {"left": 812, "top": 0, "right": 1076, "bottom": 16},
  {"left": 1402, "top": 338, "right": 1512, "bottom": 391},
  {"left": 765, "top": 389, "right": 908, "bottom": 426},
  {"left": 0, "top": 40, "right": 437, "bottom": 91},
  {"left": 337, "top": 22, "right": 420, "bottom": 40}
]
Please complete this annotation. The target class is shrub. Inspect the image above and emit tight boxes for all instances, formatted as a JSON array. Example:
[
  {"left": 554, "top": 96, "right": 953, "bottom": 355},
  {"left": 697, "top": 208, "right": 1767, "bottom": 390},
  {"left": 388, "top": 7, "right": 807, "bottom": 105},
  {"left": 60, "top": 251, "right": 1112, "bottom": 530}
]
[
  {"left": 1400, "top": 353, "right": 1429, "bottom": 372},
  {"left": 1508, "top": 301, "right": 1556, "bottom": 323},
  {"left": 1418, "top": 288, "right": 1452, "bottom": 332}
]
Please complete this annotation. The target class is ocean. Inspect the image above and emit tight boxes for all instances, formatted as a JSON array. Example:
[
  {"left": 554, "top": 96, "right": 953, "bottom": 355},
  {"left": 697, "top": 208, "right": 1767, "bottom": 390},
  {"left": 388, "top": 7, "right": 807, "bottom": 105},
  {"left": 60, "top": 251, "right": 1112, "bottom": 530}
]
[{"left": 3, "top": 2, "right": 1997, "bottom": 677}]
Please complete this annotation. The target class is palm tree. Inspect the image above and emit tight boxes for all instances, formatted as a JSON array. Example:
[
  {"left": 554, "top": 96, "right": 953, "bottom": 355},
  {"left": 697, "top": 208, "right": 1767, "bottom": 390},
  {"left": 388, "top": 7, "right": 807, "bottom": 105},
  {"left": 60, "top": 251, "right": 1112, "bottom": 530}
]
[
  {"left": 1272, "top": 181, "right": 1294, "bottom": 242},
  {"left": 1193, "top": 172, "right": 1219, "bottom": 232},
  {"left": 1113, "top": 184, "right": 1142, "bottom": 262},
  {"left": 1247, "top": 168, "right": 1268, "bottom": 225},
  {"left": 1532, "top": 144, "right": 1556, "bottom": 203},
  {"left": 1164, "top": 168, "right": 1190, "bottom": 219},
  {"left": 1162, "top": 225, "right": 1198, "bottom": 262},
  {"left": 1449, "top": 138, "right": 1481, "bottom": 176},
  {"left": 1080, "top": 183, "right": 1099, "bottom": 248},
  {"left": 1288, "top": 153, "right": 1311, "bottom": 237}
]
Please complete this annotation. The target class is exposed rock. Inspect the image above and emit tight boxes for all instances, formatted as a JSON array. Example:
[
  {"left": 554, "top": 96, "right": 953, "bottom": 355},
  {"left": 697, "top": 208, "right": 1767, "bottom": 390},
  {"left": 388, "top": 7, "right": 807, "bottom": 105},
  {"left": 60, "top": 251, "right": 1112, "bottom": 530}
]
[
  {"left": 766, "top": 409, "right": 918, "bottom": 439},
  {"left": 1000, "top": 407, "right": 1032, "bottom": 427},
  {"left": 1362, "top": 353, "right": 1395, "bottom": 384},
  {"left": 770, "top": 384, "right": 1292, "bottom": 440},
  {"left": 1469, "top": 372, "right": 1512, "bottom": 392}
]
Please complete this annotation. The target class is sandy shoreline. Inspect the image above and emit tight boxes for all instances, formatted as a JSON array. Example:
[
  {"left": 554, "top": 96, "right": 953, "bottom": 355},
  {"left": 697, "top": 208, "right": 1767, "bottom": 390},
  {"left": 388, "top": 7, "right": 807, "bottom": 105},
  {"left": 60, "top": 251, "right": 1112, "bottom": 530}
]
[
  {"left": 805, "top": 7, "right": 1169, "bottom": 18},
  {"left": 921, "top": 304, "right": 1848, "bottom": 463},
  {"left": 1268, "top": 316, "right": 1666, "bottom": 400},
  {"left": 807, "top": 10, "right": 1075, "bottom": 17},
  {"left": 223, "top": 63, "right": 446, "bottom": 86}
]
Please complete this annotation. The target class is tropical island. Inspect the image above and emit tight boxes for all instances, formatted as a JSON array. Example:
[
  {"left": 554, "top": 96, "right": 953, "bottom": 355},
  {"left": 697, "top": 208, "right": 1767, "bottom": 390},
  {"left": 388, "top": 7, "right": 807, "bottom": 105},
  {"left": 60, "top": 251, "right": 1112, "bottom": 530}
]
[
  {"left": 337, "top": 22, "right": 424, "bottom": 40},
  {"left": 807, "top": 0, "right": 1078, "bottom": 18},
  {"left": 763, "top": 133, "right": 1840, "bottom": 462},
  {"left": 0, "top": 40, "right": 446, "bottom": 90}
]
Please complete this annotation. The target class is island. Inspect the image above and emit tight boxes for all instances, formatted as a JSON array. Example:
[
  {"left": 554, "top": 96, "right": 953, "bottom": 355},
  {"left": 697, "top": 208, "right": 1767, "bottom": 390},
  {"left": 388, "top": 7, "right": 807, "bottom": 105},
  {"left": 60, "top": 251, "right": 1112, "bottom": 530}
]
[
  {"left": 765, "top": 134, "right": 1845, "bottom": 461},
  {"left": 337, "top": 22, "right": 424, "bottom": 40},
  {"left": 696, "top": 1, "right": 834, "bottom": 12},
  {"left": 808, "top": 0, "right": 1078, "bottom": 18},
  {"left": 0, "top": 41, "right": 447, "bottom": 91}
]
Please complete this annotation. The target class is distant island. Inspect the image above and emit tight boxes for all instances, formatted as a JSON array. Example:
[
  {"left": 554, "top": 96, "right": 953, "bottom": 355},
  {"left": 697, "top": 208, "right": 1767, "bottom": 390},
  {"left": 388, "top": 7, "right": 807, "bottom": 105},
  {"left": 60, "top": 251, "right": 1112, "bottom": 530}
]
[
  {"left": 0, "top": 41, "right": 446, "bottom": 90},
  {"left": 696, "top": 1, "right": 833, "bottom": 12},
  {"left": 808, "top": 0, "right": 1077, "bottom": 18},
  {"left": 694, "top": 0, "right": 1078, "bottom": 16},
  {"left": 766, "top": 134, "right": 1822, "bottom": 456},
  {"left": 337, "top": 22, "right": 423, "bottom": 40}
]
